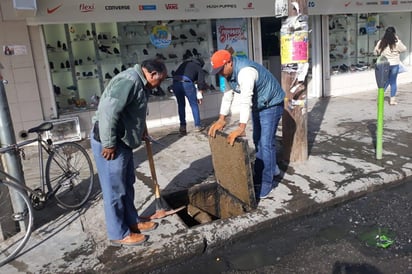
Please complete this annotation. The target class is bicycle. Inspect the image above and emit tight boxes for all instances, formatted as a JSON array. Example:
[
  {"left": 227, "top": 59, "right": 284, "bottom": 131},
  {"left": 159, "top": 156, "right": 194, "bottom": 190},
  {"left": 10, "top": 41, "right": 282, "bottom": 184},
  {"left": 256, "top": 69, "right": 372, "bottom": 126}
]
[{"left": 0, "top": 121, "right": 94, "bottom": 266}]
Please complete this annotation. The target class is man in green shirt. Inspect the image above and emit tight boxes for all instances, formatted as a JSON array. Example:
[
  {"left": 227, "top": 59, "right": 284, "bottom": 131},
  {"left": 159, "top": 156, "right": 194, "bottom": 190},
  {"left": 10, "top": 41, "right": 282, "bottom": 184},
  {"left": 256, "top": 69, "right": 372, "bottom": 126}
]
[{"left": 91, "top": 59, "right": 167, "bottom": 246}]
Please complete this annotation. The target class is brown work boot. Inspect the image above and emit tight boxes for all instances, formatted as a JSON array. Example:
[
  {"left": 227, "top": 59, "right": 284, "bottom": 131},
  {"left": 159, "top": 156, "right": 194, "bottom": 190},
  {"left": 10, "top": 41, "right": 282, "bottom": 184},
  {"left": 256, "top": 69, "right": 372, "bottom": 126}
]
[
  {"left": 130, "top": 221, "right": 158, "bottom": 233},
  {"left": 179, "top": 125, "right": 187, "bottom": 135},
  {"left": 110, "top": 233, "right": 147, "bottom": 247}
]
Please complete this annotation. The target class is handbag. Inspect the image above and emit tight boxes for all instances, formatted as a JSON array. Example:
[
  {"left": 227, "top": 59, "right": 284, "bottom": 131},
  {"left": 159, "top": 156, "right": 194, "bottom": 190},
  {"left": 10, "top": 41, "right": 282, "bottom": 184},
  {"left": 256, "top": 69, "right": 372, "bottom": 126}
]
[{"left": 399, "top": 61, "right": 407, "bottom": 73}]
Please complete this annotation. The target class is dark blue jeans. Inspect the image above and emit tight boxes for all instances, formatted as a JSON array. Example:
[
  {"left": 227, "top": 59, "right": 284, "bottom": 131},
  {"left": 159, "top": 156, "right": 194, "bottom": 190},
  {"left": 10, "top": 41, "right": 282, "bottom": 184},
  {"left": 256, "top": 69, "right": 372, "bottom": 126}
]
[
  {"left": 252, "top": 103, "right": 284, "bottom": 197},
  {"left": 385, "top": 64, "right": 399, "bottom": 97},
  {"left": 173, "top": 81, "right": 201, "bottom": 127},
  {"left": 90, "top": 132, "right": 139, "bottom": 240}
]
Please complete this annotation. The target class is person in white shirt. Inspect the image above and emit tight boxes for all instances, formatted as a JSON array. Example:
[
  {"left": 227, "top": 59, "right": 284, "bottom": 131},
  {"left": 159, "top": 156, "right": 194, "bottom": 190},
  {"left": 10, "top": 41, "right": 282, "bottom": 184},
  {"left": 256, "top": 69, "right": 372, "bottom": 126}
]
[
  {"left": 208, "top": 50, "right": 285, "bottom": 199},
  {"left": 374, "top": 26, "right": 407, "bottom": 105}
]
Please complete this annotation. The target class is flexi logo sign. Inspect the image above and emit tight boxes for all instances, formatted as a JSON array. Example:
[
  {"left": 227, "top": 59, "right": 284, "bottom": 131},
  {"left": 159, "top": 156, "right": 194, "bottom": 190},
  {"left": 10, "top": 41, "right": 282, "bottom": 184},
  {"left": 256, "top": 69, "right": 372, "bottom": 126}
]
[{"left": 80, "top": 3, "right": 95, "bottom": 12}]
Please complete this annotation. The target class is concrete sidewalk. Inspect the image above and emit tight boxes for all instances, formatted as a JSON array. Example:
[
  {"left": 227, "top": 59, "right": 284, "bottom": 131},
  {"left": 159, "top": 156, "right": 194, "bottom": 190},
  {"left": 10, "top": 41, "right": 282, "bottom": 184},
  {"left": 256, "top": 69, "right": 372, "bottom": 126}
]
[{"left": 2, "top": 83, "right": 412, "bottom": 273}]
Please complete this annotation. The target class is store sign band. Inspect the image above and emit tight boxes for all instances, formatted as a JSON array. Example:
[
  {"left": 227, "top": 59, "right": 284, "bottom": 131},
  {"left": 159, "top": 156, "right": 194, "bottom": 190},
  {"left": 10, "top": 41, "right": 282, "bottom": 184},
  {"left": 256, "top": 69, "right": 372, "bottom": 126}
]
[{"left": 26, "top": 1, "right": 279, "bottom": 25}]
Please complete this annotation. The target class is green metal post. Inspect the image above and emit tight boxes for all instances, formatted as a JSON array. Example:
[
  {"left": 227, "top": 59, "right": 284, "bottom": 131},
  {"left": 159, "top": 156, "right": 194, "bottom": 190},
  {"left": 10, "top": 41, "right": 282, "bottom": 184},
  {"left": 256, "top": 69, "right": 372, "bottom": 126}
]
[{"left": 376, "top": 87, "right": 385, "bottom": 159}]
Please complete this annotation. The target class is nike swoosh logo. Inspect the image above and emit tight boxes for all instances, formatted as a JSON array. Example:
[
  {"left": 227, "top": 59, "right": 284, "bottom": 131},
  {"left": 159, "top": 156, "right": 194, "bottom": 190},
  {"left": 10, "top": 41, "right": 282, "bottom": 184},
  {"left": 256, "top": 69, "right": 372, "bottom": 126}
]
[
  {"left": 47, "top": 4, "right": 63, "bottom": 14},
  {"left": 344, "top": 1, "right": 351, "bottom": 7}
]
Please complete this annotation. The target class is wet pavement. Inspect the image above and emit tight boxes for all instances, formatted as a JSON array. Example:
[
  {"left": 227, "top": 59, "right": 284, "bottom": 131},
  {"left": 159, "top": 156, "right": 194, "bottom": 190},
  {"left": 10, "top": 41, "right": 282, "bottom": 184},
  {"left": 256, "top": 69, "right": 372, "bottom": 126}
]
[{"left": 2, "top": 83, "right": 412, "bottom": 273}]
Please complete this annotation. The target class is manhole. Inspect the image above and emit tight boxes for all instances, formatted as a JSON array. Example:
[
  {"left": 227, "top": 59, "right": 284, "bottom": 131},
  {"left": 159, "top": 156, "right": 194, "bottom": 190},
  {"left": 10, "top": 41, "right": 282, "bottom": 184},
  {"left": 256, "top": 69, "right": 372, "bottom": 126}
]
[{"left": 163, "top": 132, "right": 257, "bottom": 228}]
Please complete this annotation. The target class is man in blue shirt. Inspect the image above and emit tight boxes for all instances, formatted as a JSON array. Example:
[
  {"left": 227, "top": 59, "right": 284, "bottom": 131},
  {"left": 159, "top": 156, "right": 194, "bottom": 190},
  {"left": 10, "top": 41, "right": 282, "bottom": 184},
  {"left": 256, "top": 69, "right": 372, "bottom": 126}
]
[
  {"left": 172, "top": 57, "right": 207, "bottom": 135},
  {"left": 208, "top": 50, "right": 285, "bottom": 199}
]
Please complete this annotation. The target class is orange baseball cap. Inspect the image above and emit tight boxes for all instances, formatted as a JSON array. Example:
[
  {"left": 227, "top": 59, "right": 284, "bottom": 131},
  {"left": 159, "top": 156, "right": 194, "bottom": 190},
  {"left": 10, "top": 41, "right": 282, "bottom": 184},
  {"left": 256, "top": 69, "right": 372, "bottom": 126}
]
[{"left": 210, "top": 50, "right": 231, "bottom": 74}]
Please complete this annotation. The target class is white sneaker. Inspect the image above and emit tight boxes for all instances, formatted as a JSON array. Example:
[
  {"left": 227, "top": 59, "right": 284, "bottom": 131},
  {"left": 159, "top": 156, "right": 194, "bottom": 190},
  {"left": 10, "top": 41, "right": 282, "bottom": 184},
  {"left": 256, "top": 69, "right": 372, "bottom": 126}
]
[{"left": 194, "top": 125, "right": 205, "bottom": 132}]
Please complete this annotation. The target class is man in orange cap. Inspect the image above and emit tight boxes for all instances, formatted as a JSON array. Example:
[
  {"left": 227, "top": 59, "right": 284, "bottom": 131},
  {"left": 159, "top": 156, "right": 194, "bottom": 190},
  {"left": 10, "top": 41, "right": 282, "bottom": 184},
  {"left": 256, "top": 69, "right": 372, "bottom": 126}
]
[{"left": 208, "top": 50, "right": 285, "bottom": 199}]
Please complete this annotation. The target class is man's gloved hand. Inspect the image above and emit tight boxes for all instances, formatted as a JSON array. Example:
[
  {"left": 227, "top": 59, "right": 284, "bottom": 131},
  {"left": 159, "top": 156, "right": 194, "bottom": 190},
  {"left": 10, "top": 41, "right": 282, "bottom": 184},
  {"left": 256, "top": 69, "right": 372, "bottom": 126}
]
[
  {"left": 208, "top": 119, "right": 226, "bottom": 137},
  {"left": 227, "top": 127, "right": 245, "bottom": 146},
  {"left": 197, "top": 90, "right": 203, "bottom": 105}
]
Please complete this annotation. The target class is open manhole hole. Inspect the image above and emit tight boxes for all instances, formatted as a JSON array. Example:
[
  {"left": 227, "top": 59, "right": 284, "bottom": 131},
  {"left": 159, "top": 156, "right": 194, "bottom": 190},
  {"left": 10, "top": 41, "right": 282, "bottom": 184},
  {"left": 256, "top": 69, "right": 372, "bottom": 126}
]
[{"left": 164, "top": 132, "right": 257, "bottom": 228}]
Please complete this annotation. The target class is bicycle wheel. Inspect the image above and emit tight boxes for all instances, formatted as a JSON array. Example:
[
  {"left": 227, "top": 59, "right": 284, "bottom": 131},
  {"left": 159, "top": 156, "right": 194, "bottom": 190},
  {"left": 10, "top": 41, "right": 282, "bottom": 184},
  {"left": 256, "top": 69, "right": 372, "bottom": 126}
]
[
  {"left": 45, "top": 142, "right": 94, "bottom": 209},
  {"left": 0, "top": 180, "right": 34, "bottom": 266}
]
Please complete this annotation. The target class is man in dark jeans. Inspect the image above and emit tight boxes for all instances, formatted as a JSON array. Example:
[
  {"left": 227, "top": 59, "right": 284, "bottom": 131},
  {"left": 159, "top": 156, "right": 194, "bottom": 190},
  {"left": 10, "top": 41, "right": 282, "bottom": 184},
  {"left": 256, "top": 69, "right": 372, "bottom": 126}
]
[
  {"left": 208, "top": 50, "right": 285, "bottom": 200},
  {"left": 91, "top": 59, "right": 167, "bottom": 246},
  {"left": 172, "top": 57, "right": 207, "bottom": 135}
]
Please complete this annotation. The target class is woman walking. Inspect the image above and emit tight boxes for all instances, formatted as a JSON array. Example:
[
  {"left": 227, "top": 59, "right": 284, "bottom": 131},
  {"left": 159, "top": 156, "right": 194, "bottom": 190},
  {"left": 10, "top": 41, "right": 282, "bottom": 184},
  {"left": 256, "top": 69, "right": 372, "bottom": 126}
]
[{"left": 374, "top": 26, "right": 407, "bottom": 105}]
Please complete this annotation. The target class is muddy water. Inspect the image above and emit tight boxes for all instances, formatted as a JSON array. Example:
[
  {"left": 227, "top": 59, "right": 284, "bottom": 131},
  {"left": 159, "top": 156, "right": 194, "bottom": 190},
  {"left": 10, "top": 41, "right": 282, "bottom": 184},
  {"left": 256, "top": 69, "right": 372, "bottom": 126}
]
[{"left": 152, "top": 179, "right": 412, "bottom": 274}]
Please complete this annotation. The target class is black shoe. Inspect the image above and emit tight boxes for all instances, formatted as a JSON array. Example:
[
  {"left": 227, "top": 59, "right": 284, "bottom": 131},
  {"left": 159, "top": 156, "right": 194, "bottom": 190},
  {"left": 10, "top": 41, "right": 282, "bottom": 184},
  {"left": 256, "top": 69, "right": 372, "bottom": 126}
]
[
  {"left": 49, "top": 62, "right": 54, "bottom": 69},
  {"left": 53, "top": 85, "right": 61, "bottom": 95},
  {"left": 113, "top": 68, "right": 120, "bottom": 75},
  {"left": 189, "top": 28, "right": 197, "bottom": 36},
  {"left": 60, "top": 62, "right": 65, "bottom": 69},
  {"left": 65, "top": 60, "right": 70, "bottom": 68},
  {"left": 185, "top": 49, "right": 193, "bottom": 57},
  {"left": 86, "top": 30, "right": 91, "bottom": 36},
  {"left": 182, "top": 53, "right": 190, "bottom": 60},
  {"left": 156, "top": 53, "right": 167, "bottom": 60},
  {"left": 143, "top": 48, "right": 148, "bottom": 55},
  {"left": 192, "top": 48, "right": 199, "bottom": 56},
  {"left": 105, "top": 73, "right": 112, "bottom": 79},
  {"left": 113, "top": 47, "right": 120, "bottom": 54},
  {"left": 74, "top": 60, "right": 79, "bottom": 66},
  {"left": 62, "top": 43, "right": 67, "bottom": 51},
  {"left": 57, "top": 40, "right": 61, "bottom": 48},
  {"left": 168, "top": 53, "right": 178, "bottom": 59},
  {"left": 180, "top": 34, "right": 188, "bottom": 39},
  {"left": 121, "top": 65, "right": 126, "bottom": 71}
]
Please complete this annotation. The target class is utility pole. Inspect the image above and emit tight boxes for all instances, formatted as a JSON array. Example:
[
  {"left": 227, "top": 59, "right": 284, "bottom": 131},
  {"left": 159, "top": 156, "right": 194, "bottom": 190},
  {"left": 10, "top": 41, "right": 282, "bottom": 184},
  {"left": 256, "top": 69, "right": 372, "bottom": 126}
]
[
  {"left": 280, "top": 0, "right": 309, "bottom": 162},
  {"left": 0, "top": 64, "right": 29, "bottom": 233}
]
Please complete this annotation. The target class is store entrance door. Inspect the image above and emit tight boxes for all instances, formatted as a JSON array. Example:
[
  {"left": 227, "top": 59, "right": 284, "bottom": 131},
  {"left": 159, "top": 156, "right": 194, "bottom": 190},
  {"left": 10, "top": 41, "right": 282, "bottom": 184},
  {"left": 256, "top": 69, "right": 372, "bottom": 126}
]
[{"left": 261, "top": 17, "right": 282, "bottom": 81}]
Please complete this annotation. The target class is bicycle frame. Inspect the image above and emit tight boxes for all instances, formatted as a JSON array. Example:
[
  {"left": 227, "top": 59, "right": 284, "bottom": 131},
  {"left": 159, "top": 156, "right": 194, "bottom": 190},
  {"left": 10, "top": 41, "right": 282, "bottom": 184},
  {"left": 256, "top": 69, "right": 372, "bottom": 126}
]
[
  {"left": 0, "top": 168, "right": 32, "bottom": 196},
  {"left": 0, "top": 132, "right": 55, "bottom": 201},
  {"left": 1, "top": 121, "right": 94, "bottom": 211}
]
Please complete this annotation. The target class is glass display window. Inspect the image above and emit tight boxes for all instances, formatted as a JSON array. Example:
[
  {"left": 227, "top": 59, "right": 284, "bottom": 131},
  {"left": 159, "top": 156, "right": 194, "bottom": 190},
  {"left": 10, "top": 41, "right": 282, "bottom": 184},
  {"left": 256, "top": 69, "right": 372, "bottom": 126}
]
[
  {"left": 328, "top": 12, "right": 411, "bottom": 76},
  {"left": 43, "top": 20, "right": 213, "bottom": 115}
]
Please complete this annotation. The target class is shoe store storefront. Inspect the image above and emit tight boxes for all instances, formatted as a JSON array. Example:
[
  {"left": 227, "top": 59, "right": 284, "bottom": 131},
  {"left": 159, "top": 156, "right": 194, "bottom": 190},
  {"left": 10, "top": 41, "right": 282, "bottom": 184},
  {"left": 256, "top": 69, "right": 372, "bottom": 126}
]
[
  {"left": 1, "top": 0, "right": 283, "bottom": 140},
  {"left": 308, "top": 0, "right": 412, "bottom": 97}
]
